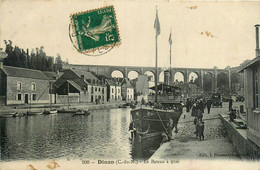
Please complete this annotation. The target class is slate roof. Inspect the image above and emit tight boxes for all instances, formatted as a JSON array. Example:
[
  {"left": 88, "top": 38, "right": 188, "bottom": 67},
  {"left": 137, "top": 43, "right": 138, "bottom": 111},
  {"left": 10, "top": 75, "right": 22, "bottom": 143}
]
[
  {"left": 121, "top": 78, "right": 133, "bottom": 88},
  {"left": 2, "top": 65, "right": 48, "bottom": 80},
  {"left": 53, "top": 69, "right": 87, "bottom": 89},
  {"left": 67, "top": 80, "right": 82, "bottom": 91},
  {"left": 42, "top": 71, "right": 59, "bottom": 80},
  {"left": 71, "top": 68, "right": 99, "bottom": 81},
  {"left": 106, "top": 79, "right": 116, "bottom": 86}
]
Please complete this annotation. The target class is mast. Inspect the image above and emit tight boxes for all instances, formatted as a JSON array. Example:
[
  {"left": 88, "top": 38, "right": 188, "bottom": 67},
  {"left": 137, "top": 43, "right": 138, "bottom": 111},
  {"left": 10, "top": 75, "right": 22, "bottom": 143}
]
[
  {"left": 50, "top": 81, "right": 52, "bottom": 110},
  {"left": 154, "top": 6, "right": 160, "bottom": 103},
  {"left": 155, "top": 31, "right": 158, "bottom": 103},
  {"left": 67, "top": 81, "right": 70, "bottom": 109},
  {"left": 169, "top": 28, "right": 172, "bottom": 85}
]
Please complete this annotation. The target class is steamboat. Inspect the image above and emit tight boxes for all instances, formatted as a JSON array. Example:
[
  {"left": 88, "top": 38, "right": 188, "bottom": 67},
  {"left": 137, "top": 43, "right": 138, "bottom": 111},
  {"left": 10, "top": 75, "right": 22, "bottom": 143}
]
[
  {"left": 130, "top": 82, "right": 183, "bottom": 141},
  {"left": 130, "top": 8, "right": 183, "bottom": 144}
]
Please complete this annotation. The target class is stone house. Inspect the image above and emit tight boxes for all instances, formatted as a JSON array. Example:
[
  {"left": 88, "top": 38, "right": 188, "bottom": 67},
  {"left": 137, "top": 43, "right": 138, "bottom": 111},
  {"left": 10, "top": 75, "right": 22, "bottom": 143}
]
[
  {"left": 121, "top": 78, "right": 134, "bottom": 102},
  {"left": 53, "top": 68, "right": 107, "bottom": 104},
  {"left": 106, "top": 79, "right": 122, "bottom": 102},
  {"left": 0, "top": 65, "right": 49, "bottom": 105},
  {"left": 238, "top": 24, "right": 260, "bottom": 148},
  {"left": 239, "top": 57, "right": 260, "bottom": 148}
]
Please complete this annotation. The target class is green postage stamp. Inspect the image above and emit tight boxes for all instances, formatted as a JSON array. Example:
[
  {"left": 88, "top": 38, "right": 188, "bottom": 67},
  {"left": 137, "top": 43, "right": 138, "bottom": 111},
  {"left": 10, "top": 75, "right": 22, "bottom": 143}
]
[{"left": 70, "top": 6, "right": 121, "bottom": 55}]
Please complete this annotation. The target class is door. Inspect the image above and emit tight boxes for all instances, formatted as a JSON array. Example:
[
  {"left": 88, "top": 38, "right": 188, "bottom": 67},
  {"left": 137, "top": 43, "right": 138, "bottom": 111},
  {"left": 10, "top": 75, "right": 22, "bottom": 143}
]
[{"left": 25, "top": 94, "right": 29, "bottom": 104}]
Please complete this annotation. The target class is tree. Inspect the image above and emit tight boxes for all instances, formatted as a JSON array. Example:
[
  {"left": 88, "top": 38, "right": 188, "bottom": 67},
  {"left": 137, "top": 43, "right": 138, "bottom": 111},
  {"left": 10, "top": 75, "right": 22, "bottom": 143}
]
[
  {"left": 46, "top": 57, "right": 54, "bottom": 71},
  {"left": 3, "top": 40, "right": 14, "bottom": 66},
  {"left": 3, "top": 40, "right": 63, "bottom": 72},
  {"left": 54, "top": 53, "right": 63, "bottom": 72}
]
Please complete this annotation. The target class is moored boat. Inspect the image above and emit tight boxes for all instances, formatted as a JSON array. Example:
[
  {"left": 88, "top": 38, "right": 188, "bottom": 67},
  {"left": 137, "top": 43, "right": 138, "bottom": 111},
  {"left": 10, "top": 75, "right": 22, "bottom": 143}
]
[
  {"left": 0, "top": 112, "right": 18, "bottom": 118},
  {"left": 26, "top": 111, "right": 43, "bottom": 116},
  {"left": 57, "top": 108, "right": 78, "bottom": 113},
  {"left": 12, "top": 112, "right": 26, "bottom": 117},
  {"left": 43, "top": 109, "right": 57, "bottom": 114},
  {"left": 130, "top": 91, "right": 183, "bottom": 140},
  {"left": 130, "top": 10, "right": 183, "bottom": 142},
  {"left": 71, "top": 109, "right": 91, "bottom": 116}
]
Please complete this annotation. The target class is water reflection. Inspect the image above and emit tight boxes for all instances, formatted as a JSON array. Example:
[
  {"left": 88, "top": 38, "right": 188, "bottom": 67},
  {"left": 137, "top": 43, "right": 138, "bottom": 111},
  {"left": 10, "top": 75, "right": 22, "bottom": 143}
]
[{"left": 0, "top": 108, "right": 159, "bottom": 161}]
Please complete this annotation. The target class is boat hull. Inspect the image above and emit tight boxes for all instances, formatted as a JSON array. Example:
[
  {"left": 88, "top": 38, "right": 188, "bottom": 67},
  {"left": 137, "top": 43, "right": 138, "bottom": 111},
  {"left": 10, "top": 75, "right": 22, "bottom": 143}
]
[
  {"left": 57, "top": 109, "right": 78, "bottom": 113},
  {"left": 72, "top": 111, "right": 91, "bottom": 116},
  {"left": 43, "top": 110, "right": 57, "bottom": 114},
  {"left": 130, "top": 108, "right": 182, "bottom": 140}
]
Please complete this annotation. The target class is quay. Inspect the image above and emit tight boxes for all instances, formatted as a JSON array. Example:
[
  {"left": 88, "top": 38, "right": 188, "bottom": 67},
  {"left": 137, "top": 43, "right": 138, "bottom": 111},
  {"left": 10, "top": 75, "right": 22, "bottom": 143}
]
[
  {"left": 149, "top": 102, "right": 260, "bottom": 160},
  {"left": 0, "top": 101, "right": 124, "bottom": 116}
]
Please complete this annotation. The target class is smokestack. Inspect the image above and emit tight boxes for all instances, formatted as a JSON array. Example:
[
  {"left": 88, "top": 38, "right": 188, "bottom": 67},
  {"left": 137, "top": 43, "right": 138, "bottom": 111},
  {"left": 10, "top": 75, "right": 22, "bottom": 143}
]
[
  {"left": 255, "top": 24, "right": 260, "bottom": 57},
  {"left": 164, "top": 70, "right": 170, "bottom": 85}
]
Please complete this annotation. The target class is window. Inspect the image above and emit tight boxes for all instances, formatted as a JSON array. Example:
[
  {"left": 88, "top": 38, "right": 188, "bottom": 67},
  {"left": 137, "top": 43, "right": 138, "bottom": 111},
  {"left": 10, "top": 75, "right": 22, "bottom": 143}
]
[
  {"left": 99, "top": 87, "right": 100, "bottom": 92},
  {"left": 253, "top": 67, "right": 259, "bottom": 108},
  {"left": 17, "top": 94, "right": 22, "bottom": 100},
  {"left": 17, "top": 82, "right": 22, "bottom": 90},
  {"left": 102, "top": 88, "right": 104, "bottom": 94},
  {"left": 31, "top": 83, "right": 36, "bottom": 91},
  {"left": 95, "top": 87, "right": 97, "bottom": 91},
  {"left": 91, "top": 87, "right": 94, "bottom": 94},
  {"left": 112, "top": 88, "right": 114, "bottom": 93},
  {"left": 118, "top": 89, "right": 120, "bottom": 93},
  {"left": 32, "top": 94, "right": 36, "bottom": 101}
]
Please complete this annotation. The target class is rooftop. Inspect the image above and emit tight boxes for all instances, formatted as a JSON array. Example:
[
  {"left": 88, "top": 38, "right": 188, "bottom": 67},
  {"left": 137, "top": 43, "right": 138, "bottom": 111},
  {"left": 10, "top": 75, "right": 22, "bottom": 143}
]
[
  {"left": 71, "top": 68, "right": 99, "bottom": 81},
  {"left": 2, "top": 65, "right": 48, "bottom": 80},
  {"left": 238, "top": 57, "right": 260, "bottom": 72}
]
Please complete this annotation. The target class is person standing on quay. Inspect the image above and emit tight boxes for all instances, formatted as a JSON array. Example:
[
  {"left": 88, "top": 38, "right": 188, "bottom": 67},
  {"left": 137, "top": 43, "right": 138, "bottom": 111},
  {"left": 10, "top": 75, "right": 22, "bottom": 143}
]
[
  {"left": 195, "top": 119, "right": 201, "bottom": 139},
  {"left": 191, "top": 103, "right": 198, "bottom": 117},
  {"left": 229, "top": 97, "right": 233, "bottom": 111},
  {"left": 197, "top": 108, "right": 203, "bottom": 121},
  {"left": 206, "top": 99, "right": 212, "bottom": 114},
  {"left": 199, "top": 121, "right": 205, "bottom": 141}
]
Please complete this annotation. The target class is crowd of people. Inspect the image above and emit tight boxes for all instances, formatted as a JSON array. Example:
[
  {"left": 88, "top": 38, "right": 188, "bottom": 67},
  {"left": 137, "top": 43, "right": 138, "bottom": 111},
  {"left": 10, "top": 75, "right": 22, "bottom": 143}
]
[{"left": 185, "top": 98, "right": 213, "bottom": 141}]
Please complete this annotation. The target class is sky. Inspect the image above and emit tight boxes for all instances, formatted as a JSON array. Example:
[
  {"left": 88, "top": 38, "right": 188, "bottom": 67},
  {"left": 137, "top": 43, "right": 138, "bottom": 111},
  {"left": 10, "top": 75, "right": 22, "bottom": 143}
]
[{"left": 1, "top": 0, "right": 260, "bottom": 69}]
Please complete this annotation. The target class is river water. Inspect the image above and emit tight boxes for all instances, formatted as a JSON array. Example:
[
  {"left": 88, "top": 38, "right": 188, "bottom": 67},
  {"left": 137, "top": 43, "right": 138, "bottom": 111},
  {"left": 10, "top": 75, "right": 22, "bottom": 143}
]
[{"left": 0, "top": 108, "right": 156, "bottom": 161}]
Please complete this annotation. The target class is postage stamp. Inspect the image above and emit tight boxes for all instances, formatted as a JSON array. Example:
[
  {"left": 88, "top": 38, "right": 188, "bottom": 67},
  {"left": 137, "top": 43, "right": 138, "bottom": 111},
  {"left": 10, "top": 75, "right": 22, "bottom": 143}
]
[{"left": 70, "top": 5, "right": 121, "bottom": 55}]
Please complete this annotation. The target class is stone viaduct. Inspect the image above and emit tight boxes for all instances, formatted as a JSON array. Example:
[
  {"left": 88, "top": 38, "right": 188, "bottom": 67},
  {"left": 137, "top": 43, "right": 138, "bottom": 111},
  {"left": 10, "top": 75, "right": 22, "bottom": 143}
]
[{"left": 66, "top": 64, "right": 242, "bottom": 92}]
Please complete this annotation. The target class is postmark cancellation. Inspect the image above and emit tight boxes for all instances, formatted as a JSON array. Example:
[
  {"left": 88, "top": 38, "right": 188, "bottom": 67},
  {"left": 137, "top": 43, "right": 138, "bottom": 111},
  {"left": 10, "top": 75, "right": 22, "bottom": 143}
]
[{"left": 70, "top": 5, "right": 121, "bottom": 55}]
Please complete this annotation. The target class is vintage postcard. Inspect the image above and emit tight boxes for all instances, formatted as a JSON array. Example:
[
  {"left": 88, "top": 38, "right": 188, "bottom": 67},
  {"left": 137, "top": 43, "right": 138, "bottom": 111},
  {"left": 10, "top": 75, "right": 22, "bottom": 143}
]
[{"left": 0, "top": 0, "right": 260, "bottom": 170}]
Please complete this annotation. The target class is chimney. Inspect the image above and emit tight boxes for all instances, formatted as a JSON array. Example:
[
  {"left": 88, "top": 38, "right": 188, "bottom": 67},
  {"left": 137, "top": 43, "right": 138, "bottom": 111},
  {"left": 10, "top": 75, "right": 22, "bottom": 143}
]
[
  {"left": 164, "top": 70, "right": 170, "bottom": 85},
  {"left": 81, "top": 75, "right": 84, "bottom": 80},
  {"left": 255, "top": 24, "right": 260, "bottom": 57}
]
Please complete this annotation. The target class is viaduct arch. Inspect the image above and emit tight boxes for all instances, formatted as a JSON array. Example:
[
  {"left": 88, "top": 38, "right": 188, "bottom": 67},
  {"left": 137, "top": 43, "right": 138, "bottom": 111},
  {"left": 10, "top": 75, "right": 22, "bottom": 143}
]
[{"left": 67, "top": 64, "right": 241, "bottom": 92}]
